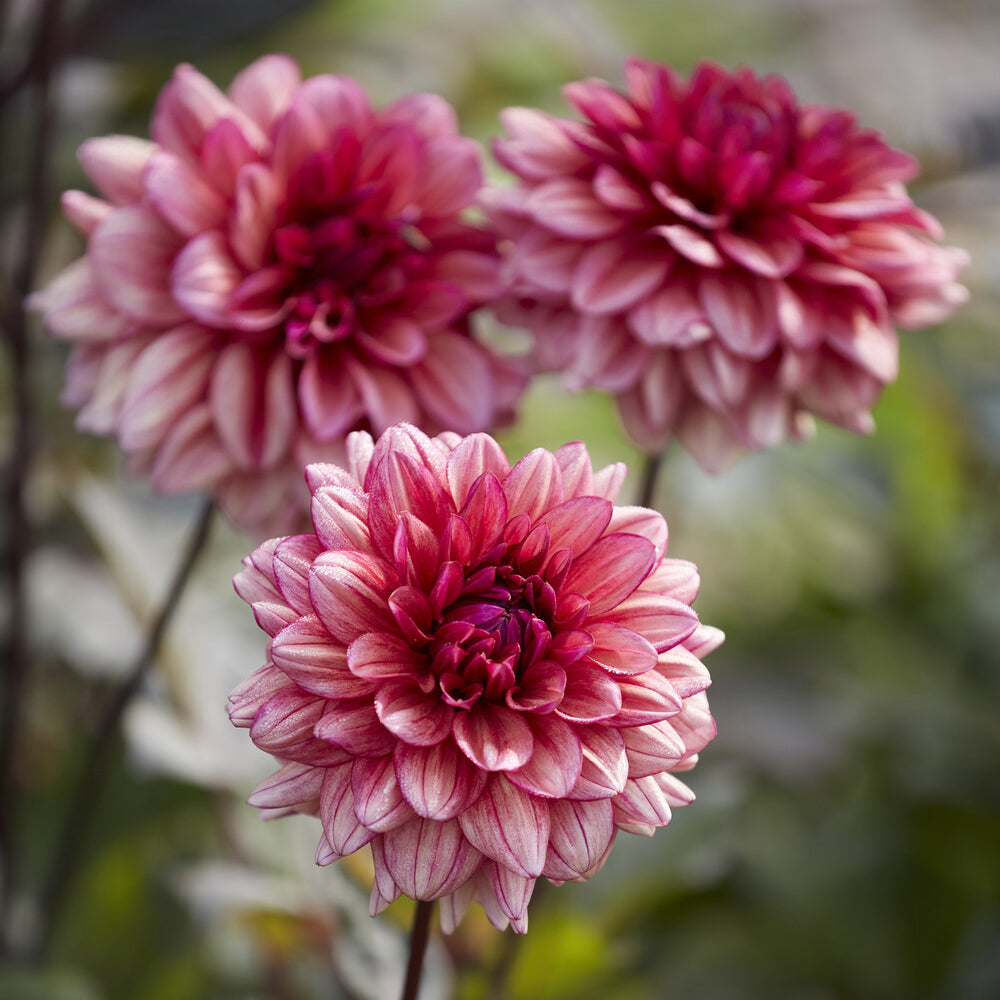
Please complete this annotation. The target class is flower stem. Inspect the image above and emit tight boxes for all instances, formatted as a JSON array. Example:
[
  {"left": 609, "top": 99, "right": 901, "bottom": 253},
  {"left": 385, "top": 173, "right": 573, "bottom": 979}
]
[
  {"left": 0, "top": 0, "right": 65, "bottom": 954},
  {"left": 29, "top": 497, "right": 215, "bottom": 960},
  {"left": 636, "top": 450, "right": 666, "bottom": 509},
  {"left": 400, "top": 899, "right": 435, "bottom": 1000}
]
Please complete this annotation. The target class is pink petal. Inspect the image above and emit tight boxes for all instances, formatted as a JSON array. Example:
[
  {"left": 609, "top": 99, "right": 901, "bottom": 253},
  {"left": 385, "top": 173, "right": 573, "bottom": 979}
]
[
  {"left": 375, "top": 677, "right": 453, "bottom": 746},
  {"left": 453, "top": 702, "right": 534, "bottom": 771},
  {"left": 495, "top": 106, "right": 590, "bottom": 180},
  {"left": 272, "top": 534, "right": 324, "bottom": 613},
  {"left": 271, "top": 614, "right": 367, "bottom": 699},
  {"left": 716, "top": 227, "right": 803, "bottom": 279},
  {"left": 345, "top": 358, "right": 421, "bottom": 434},
  {"left": 563, "top": 533, "right": 655, "bottom": 615},
  {"left": 612, "top": 775, "right": 674, "bottom": 830},
  {"left": 171, "top": 231, "right": 243, "bottom": 328},
  {"left": 77, "top": 135, "right": 156, "bottom": 204},
  {"left": 417, "top": 135, "right": 482, "bottom": 217},
  {"left": 60, "top": 189, "right": 110, "bottom": 234},
  {"left": 311, "top": 485, "right": 371, "bottom": 551},
  {"left": 445, "top": 433, "right": 511, "bottom": 508},
  {"left": 308, "top": 550, "right": 396, "bottom": 643},
  {"left": 506, "top": 716, "right": 582, "bottom": 799},
  {"left": 299, "top": 350, "right": 365, "bottom": 440},
  {"left": 699, "top": 271, "right": 778, "bottom": 359},
  {"left": 382, "top": 818, "right": 483, "bottom": 899},
  {"left": 381, "top": 92, "right": 457, "bottom": 139},
  {"left": 408, "top": 332, "right": 497, "bottom": 433},
  {"left": 536, "top": 496, "right": 612, "bottom": 559},
  {"left": 357, "top": 317, "right": 428, "bottom": 366},
  {"left": 622, "top": 719, "right": 686, "bottom": 778},
  {"left": 652, "top": 224, "right": 724, "bottom": 268},
  {"left": 487, "top": 863, "right": 536, "bottom": 923},
  {"left": 556, "top": 662, "right": 623, "bottom": 723},
  {"left": 320, "top": 762, "right": 375, "bottom": 856},
  {"left": 542, "top": 798, "right": 615, "bottom": 880},
  {"left": 118, "top": 323, "right": 216, "bottom": 451},
  {"left": 315, "top": 698, "right": 396, "bottom": 757},
  {"left": 627, "top": 284, "right": 710, "bottom": 348},
  {"left": 612, "top": 669, "right": 683, "bottom": 726},
  {"left": 348, "top": 631, "right": 426, "bottom": 685},
  {"left": 508, "top": 227, "right": 584, "bottom": 295},
  {"left": 571, "top": 242, "right": 671, "bottom": 315},
  {"left": 602, "top": 592, "right": 699, "bottom": 653},
  {"left": 592, "top": 163, "right": 649, "bottom": 212},
  {"left": 144, "top": 150, "right": 227, "bottom": 236},
  {"left": 458, "top": 775, "right": 550, "bottom": 877},
  {"left": 251, "top": 688, "right": 346, "bottom": 765},
  {"left": 586, "top": 622, "right": 659, "bottom": 675},
  {"left": 567, "top": 726, "right": 628, "bottom": 800},
  {"left": 151, "top": 403, "right": 233, "bottom": 492},
  {"left": 247, "top": 761, "right": 323, "bottom": 809},
  {"left": 227, "top": 53, "right": 301, "bottom": 130},
  {"left": 526, "top": 177, "right": 625, "bottom": 239},
  {"left": 90, "top": 205, "right": 186, "bottom": 325},
  {"left": 351, "top": 754, "right": 416, "bottom": 832},
  {"left": 394, "top": 739, "right": 488, "bottom": 820},
  {"left": 502, "top": 448, "right": 564, "bottom": 522},
  {"left": 607, "top": 505, "right": 668, "bottom": 559},
  {"left": 229, "top": 162, "right": 282, "bottom": 271},
  {"left": 33, "top": 258, "right": 135, "bottom": 344}
]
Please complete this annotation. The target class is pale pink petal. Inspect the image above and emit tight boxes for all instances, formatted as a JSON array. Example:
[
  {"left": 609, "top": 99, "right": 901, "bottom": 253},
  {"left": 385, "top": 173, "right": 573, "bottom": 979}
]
[
  {"left": 502, "top": 448, "right": 564, "bottom": 522},
  {"left": 563, "top": 533, "right": 656, "bottom": 615},
  {"left": 151, "top": 403, "right": 233, "bottom": 492},
  {"left": 247, "top": 761, "right": 324, "bottom": 809},
  {"left": 375, "top": 677, "right": 453, "bottom": 746},
  {"left": 556, "top": 662, "right": 623, "bottom": 723},
  {"left": 506, "top": 716, "right": 582, "bottom": 799},
  {"left": 171, "top": 231, "right": 243, "bottom": 328},
  {"left": 495, "top": 107, "right": 590, "bottom": 180},
  {"left": 30, "top": 258, "right": 133, "bottom": 344},
  {"left": 458, "top": 775, "right": 550, "bottom": 877},
  {"left": 567, "top": 726, "right": 629, "bottom": 800},
  {"left": 351, "top": 754, "right": 416, "bottom": 832},
  {"left": 571, "top": 242, "right": 670, "bottom": 315},
  {"left": 309, "top": 550, "right": 396, "bottom": 643},
  {"left": 90, "top": 205, "right": 186, "bottom": 325},
  {"left": 526, "top": 177, "right": 625, "bottom": 239},
  {"left": 542, "top": 798, "right": 615, "bottom": 880},
  {"left": 271, "top": 614, "right": 367, "bottom": 699},
  {"left": 77, "top": 135, "right": 156, "bottom": 204},
  {"left": 453, "top": 702, "right": 534, "bottom": 772},
  {"left": 119, "top": 323, "right": 216, "bottom": 450},
  {"left": 227, "top": 53, "right": 301, "bottom": 130},
  {"left": 394, "top": 740, "right": 488, "bottom": 820},
  {"left": 315, "top": 699, "right": 396, "bottom": 757},
  {"left": 382, "top": 818, "right": 483, "bottom": 899},
  {"left": 144, "top": 150, "right": 227, "bottom": 236},
  {"left": 320, "top": 762, "right": 375, "bottom": 856}
]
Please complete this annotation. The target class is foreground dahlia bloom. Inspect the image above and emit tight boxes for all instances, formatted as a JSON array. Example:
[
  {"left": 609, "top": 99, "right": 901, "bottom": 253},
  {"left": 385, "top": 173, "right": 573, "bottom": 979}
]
[
  {"left": 490, "top": 58, "right": 969, "bottom": 469},
  {"left": 229, "top": 423, "right": 719, "bottom": 932},
  {"left": 32, "top": 55, "right": 521, "bottom": 535}
]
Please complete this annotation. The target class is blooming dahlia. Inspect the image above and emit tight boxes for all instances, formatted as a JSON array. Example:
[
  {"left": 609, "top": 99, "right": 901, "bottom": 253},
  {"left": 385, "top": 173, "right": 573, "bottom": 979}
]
[
  {"left": 489, "top": 58, "right": 969, "bottom": 469},
  {"left": 229, "top": 423, "right": 719, "bottom": 932},
  {"left": 32, "top": 55, "right": 522, "bottom": 535}
]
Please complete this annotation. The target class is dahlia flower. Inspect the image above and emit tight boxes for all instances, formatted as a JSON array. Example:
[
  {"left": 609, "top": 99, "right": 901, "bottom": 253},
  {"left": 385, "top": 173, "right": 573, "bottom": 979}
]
[
  {"left": 32, "top": 55, "right": 522, "bottom": 535},
  {"left": 489, "top": 58, "right": 969, "bottom": 469},
  {"left": 229, "top": 423, "right": 719, "bottom": 932}
]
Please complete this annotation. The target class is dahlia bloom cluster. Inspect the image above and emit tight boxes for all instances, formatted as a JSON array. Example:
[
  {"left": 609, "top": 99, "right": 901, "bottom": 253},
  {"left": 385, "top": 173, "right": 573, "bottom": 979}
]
[
  {"left": 32, "top": 55, "right": 522, "bottom": 536},
  {"left": 229, "top": 424, "right": 719, "bottom": 932},
  {"left": 490, "top": 58, "right": 969, "bottom": 468}
]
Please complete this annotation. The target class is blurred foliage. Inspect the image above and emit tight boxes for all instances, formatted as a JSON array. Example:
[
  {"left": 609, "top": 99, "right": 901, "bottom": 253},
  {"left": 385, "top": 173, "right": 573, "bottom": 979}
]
[{"left": 2, "top": 0, "right": 999, "bottom": 998}]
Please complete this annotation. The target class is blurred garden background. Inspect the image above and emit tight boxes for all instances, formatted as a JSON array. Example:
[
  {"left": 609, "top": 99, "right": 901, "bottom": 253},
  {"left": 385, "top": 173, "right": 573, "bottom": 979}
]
[{"left": 1, "top": 0, "right": 999, "bottom": 997}]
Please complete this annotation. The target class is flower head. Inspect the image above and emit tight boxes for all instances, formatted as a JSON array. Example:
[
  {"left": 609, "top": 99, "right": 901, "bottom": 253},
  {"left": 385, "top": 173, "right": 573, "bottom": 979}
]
[
  {"left": 229, "top": 423, "right": 719, "bottom": 932},
  {"left": 489, "top": 58, "right": 969, "bottom": 469},
  {"left": 33, "top": 55, "right": 522, "bottom": 535}
]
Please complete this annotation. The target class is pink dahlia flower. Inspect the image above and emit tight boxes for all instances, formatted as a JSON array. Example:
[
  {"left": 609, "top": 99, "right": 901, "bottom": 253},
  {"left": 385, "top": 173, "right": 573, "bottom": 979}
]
[
  {"left": 229, "top": 423, "right": 719, "bottom": 932},
  {"left": 489, "top": 58, "right": 969, "bottom": 469},
  {"left": 32, "top": 55, "right": 522, "bottom": 535}
]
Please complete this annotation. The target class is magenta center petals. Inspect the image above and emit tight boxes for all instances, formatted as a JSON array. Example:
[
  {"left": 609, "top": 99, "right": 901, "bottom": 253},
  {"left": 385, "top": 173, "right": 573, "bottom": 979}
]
[{"left": 230, "top": 423, "right": 721, "bottom": 934}]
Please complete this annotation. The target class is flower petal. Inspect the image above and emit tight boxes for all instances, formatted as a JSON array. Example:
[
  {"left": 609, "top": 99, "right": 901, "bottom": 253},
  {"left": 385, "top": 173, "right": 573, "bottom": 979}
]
[
  {"left": 453, "top": 702, "right": 534, "bottom": 771},
  {"left": 394, "top": 739, "right": 488, "bottom": 820}
]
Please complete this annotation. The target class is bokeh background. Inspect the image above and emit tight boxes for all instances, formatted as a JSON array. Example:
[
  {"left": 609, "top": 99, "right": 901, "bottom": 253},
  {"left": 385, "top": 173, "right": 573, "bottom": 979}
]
[{"left": 2, "top": 0, "right": 998, "bottom": 998}]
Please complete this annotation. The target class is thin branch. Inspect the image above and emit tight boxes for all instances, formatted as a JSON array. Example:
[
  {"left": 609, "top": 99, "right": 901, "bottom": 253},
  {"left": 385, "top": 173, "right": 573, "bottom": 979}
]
[
  {"left": 400, "top": 899, "right": 435, "bottom": 1000},
  {"left": 0, "top": 0, "right": 66, "bottom": 953},
  {"left": 29, "top": 498, "right": 215, "bottom": 960},
  {"left": 635, "top": 450, "right": 666, "bottom": 509}
]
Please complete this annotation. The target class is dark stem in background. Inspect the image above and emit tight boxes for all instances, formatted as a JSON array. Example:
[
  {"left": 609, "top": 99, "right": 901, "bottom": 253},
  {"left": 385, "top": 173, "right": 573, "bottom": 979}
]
[
  {"left": 636, "top": 449, "right": 666, "bottom": 509},
  {"left": 29, "top": 498, "right": 216, "bottom": 960},
  {"left": 0, "top": 0, "right": 66, "bottom": 955},
  {"left": 400, "top": 899, "right": 435, "bottom": 1000}
]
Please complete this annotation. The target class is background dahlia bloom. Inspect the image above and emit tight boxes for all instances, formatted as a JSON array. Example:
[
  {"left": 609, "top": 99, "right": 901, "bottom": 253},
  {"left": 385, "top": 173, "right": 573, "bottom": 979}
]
[
  {"left": 32, "top": 55, "right": 522, "bottom": 535},
  {"left": 229, "top": 423, "right": 719, "bottom": 932},
  {"left": 489, "top": 58, "right": 969, "bottom": 469}
]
